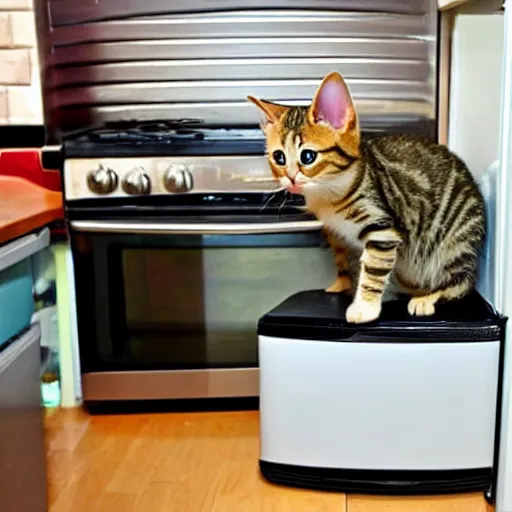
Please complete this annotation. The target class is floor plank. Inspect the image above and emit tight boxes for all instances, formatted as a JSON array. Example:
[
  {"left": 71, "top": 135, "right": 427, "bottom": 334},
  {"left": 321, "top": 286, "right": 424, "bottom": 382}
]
[
  {"left": 93, "top": 491, "right": 138, "bottom": 512},
  {"left": 211, "top": 460, "right": 344, "bottom": 512},
  {"left": 347, "top": 493, "right": 491, "bottom": 512}
]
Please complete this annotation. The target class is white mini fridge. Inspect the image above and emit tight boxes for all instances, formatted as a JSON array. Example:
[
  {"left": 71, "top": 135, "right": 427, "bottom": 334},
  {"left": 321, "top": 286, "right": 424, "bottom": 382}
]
[{"left": 258, "top": 290, "right": 505, "bottom": 496}]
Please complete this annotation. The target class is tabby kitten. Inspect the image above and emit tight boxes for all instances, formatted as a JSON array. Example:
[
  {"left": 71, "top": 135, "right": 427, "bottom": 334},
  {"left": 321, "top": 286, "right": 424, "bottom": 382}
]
[{"left": 248, "top": 72, "right": 485, "bottom": 324}]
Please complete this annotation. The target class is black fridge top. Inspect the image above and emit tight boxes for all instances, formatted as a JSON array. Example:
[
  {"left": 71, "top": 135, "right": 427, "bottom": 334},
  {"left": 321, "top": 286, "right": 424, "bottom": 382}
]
[{"left": 258, "top": 290, "right": 506, "bottom": 343}]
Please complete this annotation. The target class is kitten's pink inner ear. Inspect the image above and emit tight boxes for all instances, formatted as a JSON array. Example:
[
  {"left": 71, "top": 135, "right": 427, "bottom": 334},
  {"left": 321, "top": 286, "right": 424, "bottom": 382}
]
[{"left": 313, "top": 78, "right": 352, "bottom": 130}]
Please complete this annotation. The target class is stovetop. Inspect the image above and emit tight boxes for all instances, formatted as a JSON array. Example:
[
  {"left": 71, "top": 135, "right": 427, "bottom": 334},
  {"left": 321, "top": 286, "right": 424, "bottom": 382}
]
[
  {"left": 62, "top": 119, "right": 266, "bottom": 158},
  {"left": 59, "top": 116, "right": 439, "bottom": 211},
  {"left": 60, "top": 117, "right": 437, "bottom": 205},
  {"left": 62, "top": 120, "right": 279, "bottom": 202}
]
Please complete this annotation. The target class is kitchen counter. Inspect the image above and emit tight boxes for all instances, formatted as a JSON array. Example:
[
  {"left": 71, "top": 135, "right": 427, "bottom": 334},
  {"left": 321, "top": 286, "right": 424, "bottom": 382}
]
[{"left": 0, "top": 175, "right": 63, "bottom": 246}]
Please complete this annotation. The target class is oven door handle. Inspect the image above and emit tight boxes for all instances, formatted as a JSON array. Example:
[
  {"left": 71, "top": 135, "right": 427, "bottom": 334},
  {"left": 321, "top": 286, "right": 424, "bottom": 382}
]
[{"left": 70, "top": 220, "right": 324, "bottom": 235}]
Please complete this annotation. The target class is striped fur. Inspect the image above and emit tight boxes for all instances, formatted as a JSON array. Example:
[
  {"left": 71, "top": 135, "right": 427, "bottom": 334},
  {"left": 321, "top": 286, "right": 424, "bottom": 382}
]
[{"left": 248, "top": 72, "right": 486, "bottom": 323}]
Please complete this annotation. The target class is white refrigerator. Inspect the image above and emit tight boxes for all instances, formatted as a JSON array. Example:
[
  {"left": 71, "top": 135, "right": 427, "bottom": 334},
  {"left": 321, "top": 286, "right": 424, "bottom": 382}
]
[{"left": 493, "top": 1, "right": 512, "bottom": 510}]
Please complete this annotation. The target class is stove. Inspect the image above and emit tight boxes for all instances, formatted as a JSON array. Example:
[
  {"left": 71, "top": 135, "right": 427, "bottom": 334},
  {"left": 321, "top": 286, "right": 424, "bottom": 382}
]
[
  {"left": 62, "top": 120, "right": 282, "bottom": 204},
  {"left": 63, "top": 120, "right": 333, "bottom": 407}
]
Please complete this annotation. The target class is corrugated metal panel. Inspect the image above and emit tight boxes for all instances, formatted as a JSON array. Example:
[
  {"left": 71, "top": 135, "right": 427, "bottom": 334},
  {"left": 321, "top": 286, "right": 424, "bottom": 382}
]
[
  {"left": 36, "top": 1, "right": 438, "bottom": 137},
  {"left": 49, "top": 0, "right": 430, "bottom": 26},
  {"left": 50, "top": 38, "right": 429, "bottom": 66},
  {"left": 51, "top": 80, "right": 433, "bottom": 108},
  {"left": 51, "top": 59, "right": 430, "bottom": 87},
  {"left": 50, "top": 12, "right": 429, "bottom": 45},
  {"left": 56, "top": 101, "right": 434, "bottom": 128}
]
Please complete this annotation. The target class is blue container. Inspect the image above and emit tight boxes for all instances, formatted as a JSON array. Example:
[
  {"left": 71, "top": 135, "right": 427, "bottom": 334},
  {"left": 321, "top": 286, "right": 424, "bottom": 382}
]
[{"left": 0, "top": 258, "right": 34, "bottom": 349}]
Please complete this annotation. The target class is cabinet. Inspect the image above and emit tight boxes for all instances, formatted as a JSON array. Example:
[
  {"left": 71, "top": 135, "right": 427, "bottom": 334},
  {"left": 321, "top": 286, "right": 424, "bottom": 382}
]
[
  {"left": 0, "top": 323, "right": 47, "bottom": 512},
  {"left": 0, "top": 229, "right": 50, "bottom": 511}
]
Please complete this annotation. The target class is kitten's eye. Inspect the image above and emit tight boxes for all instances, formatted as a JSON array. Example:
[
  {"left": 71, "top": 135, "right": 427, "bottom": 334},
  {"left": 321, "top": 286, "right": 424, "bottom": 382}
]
[
  {"left": 300, "top": 149, "right": 318, "bottom": 166},
  {"left": 272, "top": 150, "right": 286, "bottom": 166}
]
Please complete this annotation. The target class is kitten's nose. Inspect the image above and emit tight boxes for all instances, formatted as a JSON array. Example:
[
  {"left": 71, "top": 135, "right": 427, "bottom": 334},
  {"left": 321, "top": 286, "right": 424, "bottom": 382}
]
[{"left": 286, "top": 169, "right": 299, "bottom": 182}]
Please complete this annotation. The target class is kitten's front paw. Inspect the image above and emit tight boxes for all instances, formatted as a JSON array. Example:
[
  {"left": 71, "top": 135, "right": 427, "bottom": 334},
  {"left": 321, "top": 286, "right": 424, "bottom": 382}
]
[
  {"left": 325, "top": 275, "right": 352, "bottom": 294},
  {"left": 408, "top": 295, "right": 437, "bottom": 316},
  {"left": 346, "top": 300, "right": 381, "bottom": 324}
]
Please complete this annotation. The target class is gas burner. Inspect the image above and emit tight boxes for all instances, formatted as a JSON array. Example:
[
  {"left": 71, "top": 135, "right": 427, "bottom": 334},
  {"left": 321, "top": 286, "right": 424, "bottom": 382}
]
[
  {"left": 64, "top": 119, "right": 207, "bottom": 145},
  {"left": 87, "top": 127, "right": 205, "bottom": 143},
  {"left": 60, "top": 118, "right": 204, "bottom": 139},
  {"left": 108, "top": 119, "right": 205, "bottom": 131}
]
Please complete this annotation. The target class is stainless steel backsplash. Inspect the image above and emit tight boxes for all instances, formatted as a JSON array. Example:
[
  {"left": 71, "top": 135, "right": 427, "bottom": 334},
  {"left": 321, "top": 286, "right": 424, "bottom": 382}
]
[{"left": 36, "top": 1, "right": 439, "bottom": 139}]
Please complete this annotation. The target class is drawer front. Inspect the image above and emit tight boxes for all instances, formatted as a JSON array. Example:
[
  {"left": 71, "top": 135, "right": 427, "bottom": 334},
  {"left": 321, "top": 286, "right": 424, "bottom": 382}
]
[
  {"left": 0, "top": 323, "right": 47, "bottom": 512},
  {"left": 259, "top": 335, "right": 500, "bottom": 471}
]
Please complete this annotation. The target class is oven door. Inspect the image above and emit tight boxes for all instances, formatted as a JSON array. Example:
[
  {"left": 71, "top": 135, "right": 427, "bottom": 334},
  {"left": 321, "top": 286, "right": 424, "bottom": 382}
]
[{"left": 70, "top": 217, "right": 335, "bottom": 401}]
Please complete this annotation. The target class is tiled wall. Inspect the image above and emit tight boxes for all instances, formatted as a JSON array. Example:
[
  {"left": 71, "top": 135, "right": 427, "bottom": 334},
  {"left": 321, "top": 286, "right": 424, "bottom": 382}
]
[{"left": 0, "top": 0, "right": 43, "bottom": 125}]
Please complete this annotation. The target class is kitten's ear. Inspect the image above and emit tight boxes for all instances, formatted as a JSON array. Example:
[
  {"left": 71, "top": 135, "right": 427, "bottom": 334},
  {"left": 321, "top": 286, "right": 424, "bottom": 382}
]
[
  {"left": 247, "top": 96, "right": 288, "bottom": 127},
  {"left": 308, "top": 72, "right": 356, "bottom": 132}
]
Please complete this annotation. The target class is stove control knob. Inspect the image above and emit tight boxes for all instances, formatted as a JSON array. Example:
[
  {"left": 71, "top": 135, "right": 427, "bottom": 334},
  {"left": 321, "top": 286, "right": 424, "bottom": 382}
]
[
  {"left": 164, "top": 165, "right": 193, "bottom": 193},
  {"left": 86, "top": 165, "right": 118, "bottom": 195},
  {"left": 122, "top": 167, "right": 151, "bottom": 195}
]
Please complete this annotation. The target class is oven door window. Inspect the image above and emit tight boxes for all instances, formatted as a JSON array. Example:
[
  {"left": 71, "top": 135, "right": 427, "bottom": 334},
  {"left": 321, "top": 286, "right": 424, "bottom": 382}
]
[{"left": 75, "top": 232, "right": 335, "bottom": 371}]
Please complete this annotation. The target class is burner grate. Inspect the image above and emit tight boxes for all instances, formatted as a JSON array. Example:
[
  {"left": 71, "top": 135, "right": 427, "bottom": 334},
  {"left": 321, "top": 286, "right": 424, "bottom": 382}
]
[{"left": 61, "top": 118, "right": 265, "bottom": 146}]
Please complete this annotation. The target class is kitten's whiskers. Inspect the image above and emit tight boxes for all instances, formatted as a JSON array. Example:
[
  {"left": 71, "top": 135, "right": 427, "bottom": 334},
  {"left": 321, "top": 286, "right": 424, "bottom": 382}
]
[
  {"left": 277, "top": 191, "right": 289, "bottom": 219},
  {"left": 260, "top": 192, "right": 277, "bottom": 213}
]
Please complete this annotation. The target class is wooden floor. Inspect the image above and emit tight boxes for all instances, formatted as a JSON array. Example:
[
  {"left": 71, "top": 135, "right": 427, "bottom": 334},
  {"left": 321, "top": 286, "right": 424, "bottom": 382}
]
[{"left": 45, "top": 408, "right": 493, "bottom": 512}]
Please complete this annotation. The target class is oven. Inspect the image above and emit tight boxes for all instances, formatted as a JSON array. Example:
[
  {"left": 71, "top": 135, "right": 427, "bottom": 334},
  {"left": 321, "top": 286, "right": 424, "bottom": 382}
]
[
  {"left": 63, "top": 145, "right": 336, "bottom": 403},
  {"left": 71, "top": 215, "right": 334, "bottom": 402}
]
